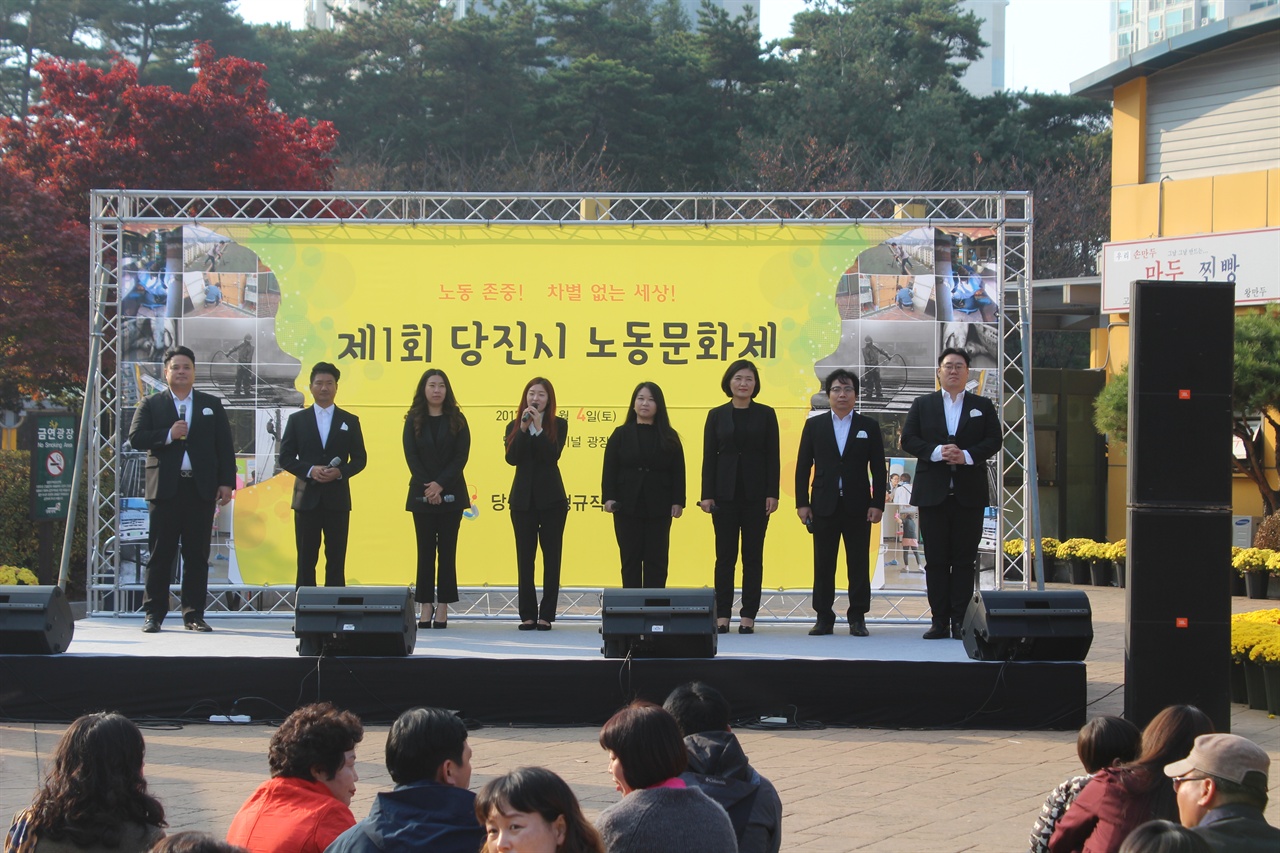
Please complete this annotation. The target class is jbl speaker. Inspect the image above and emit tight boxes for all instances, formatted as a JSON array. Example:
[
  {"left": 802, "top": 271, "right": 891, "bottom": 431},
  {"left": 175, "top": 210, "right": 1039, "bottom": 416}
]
[
  {"left": 294, "top": 586, "right": 416, "bottom": 657},
  {"left": 961, "top": 590, "right": 1093, "bottom": 662},
  {"left": 601, "top": 588, "right": 716, "bottom": 658},
  {"left": 0, "top": 585, "right": 75, "bottom": 654}
]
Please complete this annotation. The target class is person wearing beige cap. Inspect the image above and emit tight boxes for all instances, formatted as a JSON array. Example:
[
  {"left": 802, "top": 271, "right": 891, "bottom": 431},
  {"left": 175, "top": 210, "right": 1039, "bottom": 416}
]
[{"left": 1163, "top": 732, "right": 1280, "bottom": 852}]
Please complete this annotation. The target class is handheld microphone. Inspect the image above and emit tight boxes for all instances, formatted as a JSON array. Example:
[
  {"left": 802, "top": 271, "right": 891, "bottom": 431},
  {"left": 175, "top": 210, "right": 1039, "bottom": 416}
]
[
  {"left": 947, "top": 435, "right": 957, "bottom": 472},
  {"left": 176, "top": 404, "right": 186, "bottom": 440},
  {"left": 521, "top": 410, "right": 533, "bottom": 423},
  {"left": 415, "top": 494, "right": 456, "bottom": 504},
  {"left": 328, "top": 456, "right": 342, "bottom": 467}
]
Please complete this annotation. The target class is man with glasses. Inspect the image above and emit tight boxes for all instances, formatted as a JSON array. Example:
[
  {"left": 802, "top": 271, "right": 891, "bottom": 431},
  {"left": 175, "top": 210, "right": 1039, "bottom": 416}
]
[
  {"left": 795, "top": 369, "right": 886, "bottom": 636},
  {"left": 1165, "top": 733, "right": 1280, "bottom": 851},
  {"left": 901, "top": 347, "right": 1001, "bottom": 640}
]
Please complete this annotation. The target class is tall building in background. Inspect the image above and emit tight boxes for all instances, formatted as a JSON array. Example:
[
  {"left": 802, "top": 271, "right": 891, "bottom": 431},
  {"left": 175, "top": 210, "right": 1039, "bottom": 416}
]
[
  {"left": 957, "top": 0, "right": 1007, "bottom": 97},
  {"left": 1111, "top": 0, "right": 1279, "bottom": 59},
  {"left": 305, "top": 0, "right": 371, "bottom": 30},
  {"left": 449, "top": 0, "right": 760, "bottom": 25}
]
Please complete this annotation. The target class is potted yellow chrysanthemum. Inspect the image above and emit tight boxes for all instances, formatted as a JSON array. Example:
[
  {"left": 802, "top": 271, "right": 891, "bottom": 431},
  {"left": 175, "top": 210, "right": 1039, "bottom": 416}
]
[
  {"left": 1234, "top": 549, "right": 1275, "bottom": 599},
  {"left": 0, "top": 566, "right": 39, "bottom": 585}
]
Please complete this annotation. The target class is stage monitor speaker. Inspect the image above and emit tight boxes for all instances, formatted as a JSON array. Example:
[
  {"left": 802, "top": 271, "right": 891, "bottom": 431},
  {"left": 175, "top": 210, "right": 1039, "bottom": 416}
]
[
  {"left": 961, "top": 590, "right": 1093, "bottom": 662},
  {"left": 0, "top": 585, "right": 74, "bottom": 654},
  {"left": 1128, "top": 279, "right": 1235, "bottom": 507},
  {"left": 294, "top": 586, "right": 416, "bottom": 657},
  {"left": 601, "top": 588, "right": 716, "bottom": 659}
]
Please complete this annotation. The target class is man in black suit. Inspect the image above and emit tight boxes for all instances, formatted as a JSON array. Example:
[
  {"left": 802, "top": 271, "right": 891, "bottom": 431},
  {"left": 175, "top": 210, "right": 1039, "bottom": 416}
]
[
  {"left": 901, "top": 347, "right": 1002, "bottom": 639},
  {"left": 129, "top": 346, "right": 236, "bottom": 633},
  {"left": 279, "top": 362, "right": 368, "bottom": 587},
  {"left": 795, "top": 369, "right": 886, "bottom": 636}
]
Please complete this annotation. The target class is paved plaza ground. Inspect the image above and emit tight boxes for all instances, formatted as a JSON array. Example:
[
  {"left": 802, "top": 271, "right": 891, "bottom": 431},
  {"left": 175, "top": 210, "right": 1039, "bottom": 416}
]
[{"left": 2, "top": 585, "right": 1278, "bottom": 852}]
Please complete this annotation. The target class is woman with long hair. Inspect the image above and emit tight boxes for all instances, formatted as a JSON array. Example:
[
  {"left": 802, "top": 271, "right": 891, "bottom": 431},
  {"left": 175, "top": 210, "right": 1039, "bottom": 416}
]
[
  {"left": 596, "top": 702, "right": 736, "bottom": 853},
  {"left": 475, "top": 767, "right": 604, "bottom": 853},
  {"left": 504, "top": 377, "right": 569, "bottom": 631},
  {"left": 404, "top": 368, "right": 471, "bottom": 629},
  {"left": 697, "top": 360, "right": 779, "bottom": 634},
  {"left": 6, "top": 712, "right": 166, "bottom": 852},
  {"left": 601, "top": 382, "right": 685, "bottom": 589},
  {"left": 1049, "top": 704, "right": 1215, "bottom": 853}
]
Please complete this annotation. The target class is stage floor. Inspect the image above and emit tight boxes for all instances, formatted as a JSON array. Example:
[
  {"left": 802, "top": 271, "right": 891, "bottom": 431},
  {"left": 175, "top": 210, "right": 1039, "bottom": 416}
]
[{"left": 65, "top": 615, "right": 977, "bottom": 663}]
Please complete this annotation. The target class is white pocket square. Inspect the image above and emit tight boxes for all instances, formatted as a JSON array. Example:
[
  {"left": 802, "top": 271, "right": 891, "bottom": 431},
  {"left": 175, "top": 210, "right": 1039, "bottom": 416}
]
[
  {"left": 969, "top": 409, "right": 982, "bottom": 417},
  {"left": 202, "top": 407, "right": 214, "bottom": 416},
  {"left": 340, "top": 422, "right": 349, "bottom": 431},
  {"left": 855, "top": 430, "right": 868, "bottom": 438}
]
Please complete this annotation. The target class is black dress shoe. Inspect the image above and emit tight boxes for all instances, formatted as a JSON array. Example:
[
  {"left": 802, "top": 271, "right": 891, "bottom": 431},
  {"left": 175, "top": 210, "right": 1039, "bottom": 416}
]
[
  {"left": 738, "top": 625, "right": 754, "bottom": 635},
  {"left": 849, "top": 617, "right": 869, "bottom": 637},
  {"left": 951, "top": 624, "right": 963, "bottom": 640},
  {"left": 417, "top": 620, "right": 432, "bottom": 629},
  {"left": 141, "top": 617, "right": 161, "bottom": 634},
  {"left": 535, "top": 621, "right": 552, "bottom": 631},
  {"left": 808, "top": 622, "right": 834, "bottom": 636},
  {"left": 518, "top": 621, "right": 537, "bottom": 631},
  {"left": 717, "top": 624, "right": 730, "bottom": 634},
  {"left": 432, "top": 621, "right": 448, "bottom": 630},
  {"left": 922, "top": 625, "right": 949, "bottom": 640},
  {"left": 184, "top": 619, "right": 213, "bottom": 633}
]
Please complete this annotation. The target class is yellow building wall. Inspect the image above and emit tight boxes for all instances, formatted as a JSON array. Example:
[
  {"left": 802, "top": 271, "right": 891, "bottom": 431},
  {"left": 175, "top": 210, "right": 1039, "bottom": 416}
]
[{"left": 1100, "top": 81, "right": 1279, "bottom": 540}]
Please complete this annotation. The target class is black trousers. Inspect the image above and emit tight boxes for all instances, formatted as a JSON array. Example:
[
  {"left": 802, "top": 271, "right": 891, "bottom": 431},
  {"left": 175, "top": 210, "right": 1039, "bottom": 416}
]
[
  {"left": 918, "top": 495, "right": 984, "bottom": 628},
  {"left": 512, "top": 507, "right": 567, "bottom": 623},
  {"left": 294, "top": 506, "right": 349, "bottom": 587},
  {"left": 613, "top": 513, "right": 672, "bottom": 589},
  {"left": 810, "top": 496, "right": 872, "bottom": 624},
  {"left": 412, "top": 511, "right": 462, "bottom": 604},
  {"left": 142, "top": 477, "right": 215, "bottom": 622},
  {"left": 712, "top": 500, "right": 769, "bottom": 620}
]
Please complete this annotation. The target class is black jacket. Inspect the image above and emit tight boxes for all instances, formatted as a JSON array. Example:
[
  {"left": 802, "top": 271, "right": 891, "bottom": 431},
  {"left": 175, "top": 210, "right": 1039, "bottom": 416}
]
[
  {"left": 601, "top": 422, "right": 686, "bottom": 517},
  {"left": 402, "top": 413, "right": 470, "bottom": 513},
  {"left": 700, "top": 402, "right": 780, "bottom": 503},
  {"left": 503, "top": 417, "right": 568, "bottom": 511},
  {"left": 795, "top": 411, "right": 887, "bottom": 516}
]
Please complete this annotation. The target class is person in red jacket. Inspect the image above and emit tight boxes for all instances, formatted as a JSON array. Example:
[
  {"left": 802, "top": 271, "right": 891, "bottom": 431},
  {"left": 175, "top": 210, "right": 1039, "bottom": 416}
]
[{"left": 226, "top": 703, "right": 364, "bottom": 853}]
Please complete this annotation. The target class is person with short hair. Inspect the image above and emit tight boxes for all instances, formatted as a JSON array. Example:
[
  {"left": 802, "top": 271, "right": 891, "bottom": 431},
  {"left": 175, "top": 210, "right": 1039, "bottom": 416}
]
[
  {"left": 279, "top": 362, "right": 368, "bottom": 588},
  {"left": 475, "top": 767, "right": 604, "bottom": 853},
  {"left": 901, "top": 347, "right": 1001, "bottom": 640},
  {"left": 5, "top": 712, "right": 167, "bottom": 852},
  {"left": 795, "top": 368, "right": 886, "bottom": 636},
  {"left": 596, "top": 701, "right": 737, "bottom": 853},
  {"left": 663, "top": 682, "right": 782, "bottom": 853},
  {"left": 153, "top": 833, "right": 248, "bottom": 853},
  {"left": 1029, "top": 715, "right": 1143, "bottom": 853},
  {"left": 325, "top": 707, "right": 482, "bottom": 853},
  {"left": 1163, "top": 732, "right": 1280, "bottom": 852},
  {"left": 225, "top": 702, "right": 364, "bottom": 853},
  {"left": 129, "top": 345, "right": 236, "bottom": 633},
  {"left": 1116, "top": 821, "right": 1212, "bottom": 853}
]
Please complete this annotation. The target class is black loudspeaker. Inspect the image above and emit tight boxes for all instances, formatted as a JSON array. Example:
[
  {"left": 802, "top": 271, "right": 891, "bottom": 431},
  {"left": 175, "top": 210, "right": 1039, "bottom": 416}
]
[
  {"left": 601, "top": 588, "right": 716, "bottom": 659},
  {"left": 961, "top": 590, "right": 1093, "bottom": 662},
  {"left": 1128, "top": 280, "right": 1235, "bottom": 507},
  {"left": 294, "top": 586, "right": 417, "bottom": 657},
  {"left": 0, "top": 585, "right": 75, "bottom": 654}
]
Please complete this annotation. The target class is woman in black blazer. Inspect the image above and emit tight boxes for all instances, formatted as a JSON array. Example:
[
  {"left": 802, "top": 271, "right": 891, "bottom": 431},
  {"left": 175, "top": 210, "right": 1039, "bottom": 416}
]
[
  {"left": 698, "top": 360, "right": 780, "bottom": 634},
  {"left": 404, "top": 368, "right": 470, "bottom": 629},
  {"left": 602, "top": 382, "right": 686, "bottom": 588},
  {"left": 504, "top": 376, "right": 569, "bottom": 630}
]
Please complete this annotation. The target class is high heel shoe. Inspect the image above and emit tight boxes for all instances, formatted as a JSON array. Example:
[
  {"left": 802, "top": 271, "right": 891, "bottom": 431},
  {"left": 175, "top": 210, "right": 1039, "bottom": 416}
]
[
  {"left": 717, "top": 624, "right": 729, "bottom": 634},
  {"left": 431, "top": 621, "right": 448, "bottom": 629},
  {"left": 738, "top": 625, "right": 754, "bottom": 634}
]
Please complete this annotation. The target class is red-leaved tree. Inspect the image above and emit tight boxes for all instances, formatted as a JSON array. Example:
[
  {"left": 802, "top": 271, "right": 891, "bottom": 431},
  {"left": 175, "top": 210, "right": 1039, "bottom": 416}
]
[{"left": 0, "top": 44, "right": 338, "bottom": 404}]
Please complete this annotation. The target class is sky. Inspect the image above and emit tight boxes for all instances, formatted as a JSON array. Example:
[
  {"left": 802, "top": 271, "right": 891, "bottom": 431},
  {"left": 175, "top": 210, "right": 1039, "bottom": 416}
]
[{"left": 235, "top": 0, "right": 1114, "bottom": 95}]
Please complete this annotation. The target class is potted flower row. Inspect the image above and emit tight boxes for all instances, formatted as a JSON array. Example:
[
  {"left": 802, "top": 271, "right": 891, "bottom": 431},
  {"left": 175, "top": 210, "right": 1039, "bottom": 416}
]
[
  {"left": 1232, "top": 548, "right": 1279, "bottom": 600},
  {"left": 0, "top": 566, "right": 39, "bottom": 586},
  {"left": 1001, "top": 537, "right": 1061, "bottom": 583},
  {"left": 1230, "top": 608, "right": 1280, "bottom": 712}
]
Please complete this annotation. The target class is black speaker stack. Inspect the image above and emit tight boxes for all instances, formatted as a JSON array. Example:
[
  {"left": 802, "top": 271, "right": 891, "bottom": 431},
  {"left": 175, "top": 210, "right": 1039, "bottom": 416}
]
[
  {"left": 293, "top": 586, "right": 417, "bottom": 657},
  {"left": 600, "top": 588, "right": 717, "bottom": 658},
  {"left": 961, "top": 590, "right": 1093, "bottom": 661},
  {"left": 0, "top": 585, "right": 75, "bottom": 654},
  {"left": 1126, "top": 279, "right": 1234, "bottom": 731}
]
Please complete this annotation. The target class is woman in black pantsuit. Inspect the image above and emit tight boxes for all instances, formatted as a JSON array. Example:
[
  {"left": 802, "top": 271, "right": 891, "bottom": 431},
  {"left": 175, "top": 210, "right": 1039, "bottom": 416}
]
[
  {"left": 504, "top": 376, "right": 569, "bottom": 631},
  {"left": 602, "top": 382, "right": 685, "bottom": 588},
  {"left": 404, "top": 368, "right": 470, "bottom": 629},
  {"left": 698, "top": 360, "right": 780, "bottom": 634}
]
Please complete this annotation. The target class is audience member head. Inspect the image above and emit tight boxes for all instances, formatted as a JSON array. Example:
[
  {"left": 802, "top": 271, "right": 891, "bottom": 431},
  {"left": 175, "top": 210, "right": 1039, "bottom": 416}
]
[
  {"left": 25, "top": 712, "right": 166, "bottom": 846},
  {"left": 1077, "top": 715, "right": 1142, "bottom": 774},
  {"left": 385, "top": 706, "right": 472, "bottom": 788},
  {"left": 1116, "top": 820, "right": 1212, "bottom": 853},
  {"left": 267, "top": 702, "right": 364, "bottom": 806},
  {"left": 598, "top": 701, "right": 687, "bottom": 794},
  {"left": 663, "top": 681, "right": 731, "bottom": 737},
  {"left": 475, "top": 766, "right": 605, "bottom": 853},
  {"left": 151, "top": 833, "right": 248, "bottom": 853},
  {"left": 1163, "top": 732, "right": 1271, "bottom": 827},
  {"left": 1133, "top": 705, "right": 1215, "bottom": 772}
]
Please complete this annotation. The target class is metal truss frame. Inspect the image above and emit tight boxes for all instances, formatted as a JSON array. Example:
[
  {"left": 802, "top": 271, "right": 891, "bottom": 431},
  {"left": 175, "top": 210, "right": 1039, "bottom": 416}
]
[{"left": 87, "top": 190, "right": 1035, "bottom": 617}]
